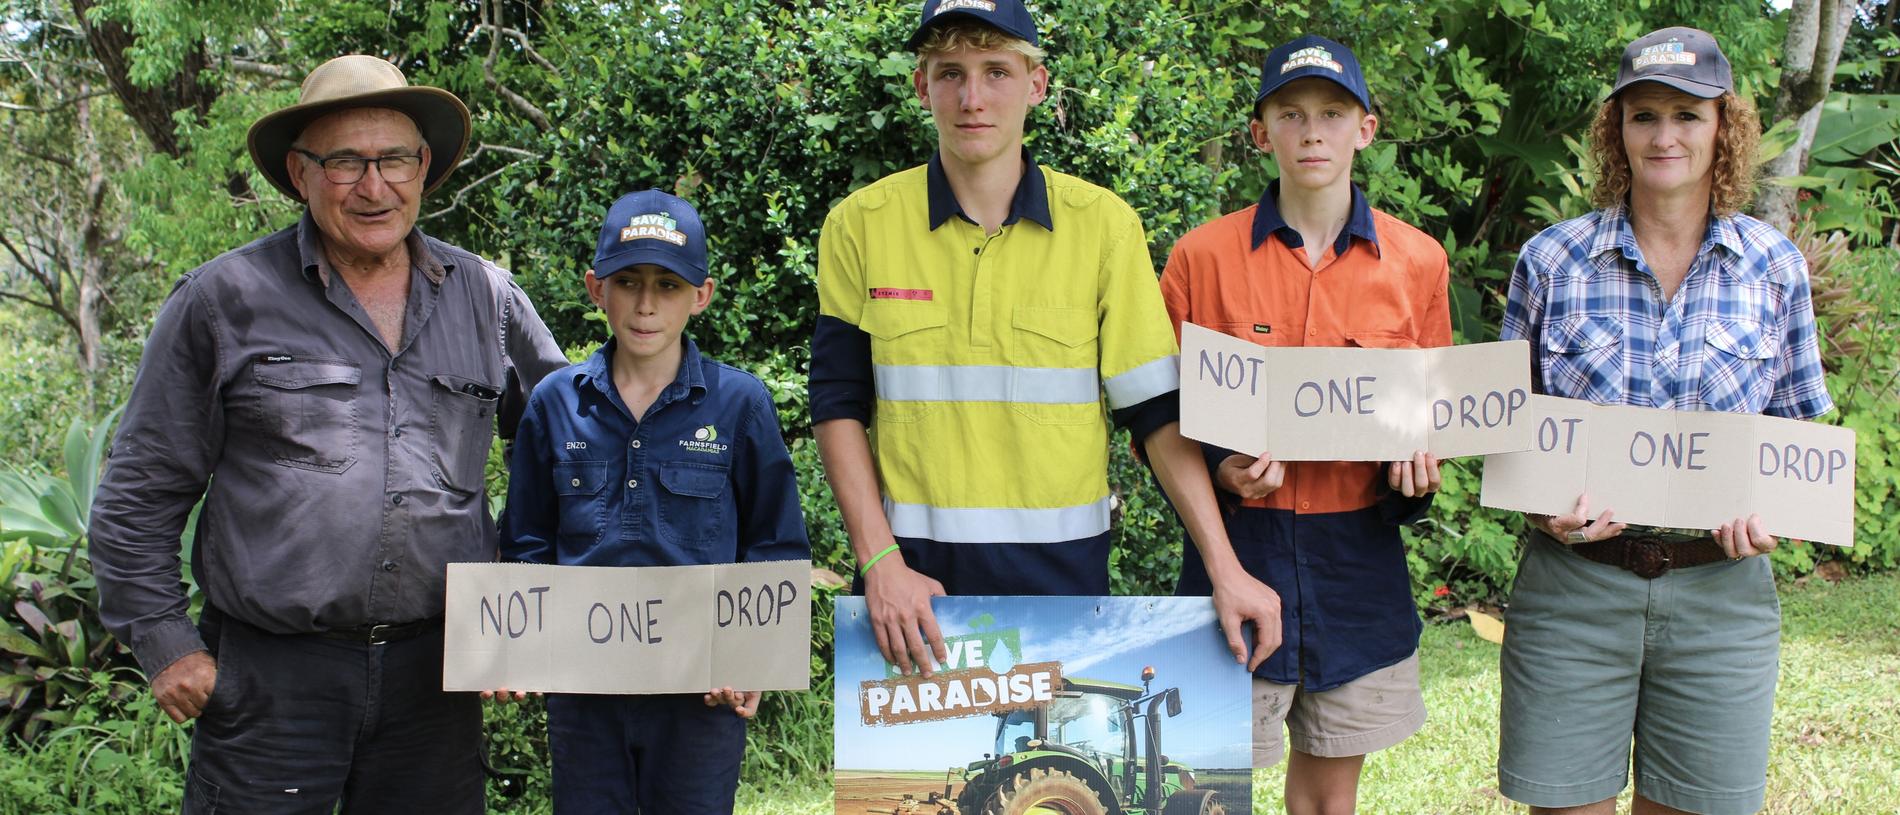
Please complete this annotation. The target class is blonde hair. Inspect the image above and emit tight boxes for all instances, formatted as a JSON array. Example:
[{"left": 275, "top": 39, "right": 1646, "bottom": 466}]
[
  {"left": 1587, "top": 89, "right": 1761, "bottom": 216},
  {"left": 914, "top": 21, "right": 1046, "bottom": 68}
]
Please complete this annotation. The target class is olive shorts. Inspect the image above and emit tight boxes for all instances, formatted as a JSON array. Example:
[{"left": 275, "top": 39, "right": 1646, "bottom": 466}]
[{"left": 1499, "top": 533, "right": 1780, "bottom": 815}]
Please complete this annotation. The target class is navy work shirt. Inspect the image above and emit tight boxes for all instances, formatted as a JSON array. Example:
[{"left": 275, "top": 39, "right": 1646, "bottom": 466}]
[{"left": 501, "top": 338, "right": 809, "bottom": 566}]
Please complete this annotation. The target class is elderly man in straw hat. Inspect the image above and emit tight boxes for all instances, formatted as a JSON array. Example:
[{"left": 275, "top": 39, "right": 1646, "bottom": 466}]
[{"left": 88, "top": 55, "right": 566, "bottom": 813}]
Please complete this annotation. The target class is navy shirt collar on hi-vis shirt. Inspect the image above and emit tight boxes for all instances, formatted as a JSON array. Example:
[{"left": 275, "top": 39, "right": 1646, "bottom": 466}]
[
  {"left": 500, "top": 336, "right": 810, "bottom": 569},
  {"left": 925, "top": 148, "right": 1055, "bottom": 231},
  {"left": 1250, "top": 179, "right": 1382, "bottom": 257}
]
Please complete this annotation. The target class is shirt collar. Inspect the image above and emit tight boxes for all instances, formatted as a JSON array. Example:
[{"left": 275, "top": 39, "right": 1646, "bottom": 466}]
[
  {"left": 1593, "top": 205, "right": 1753, "bottom": 279},
  {"left": 1250, "top": 180, "right": 1381, "bottom": 256},
  {"left": 295, "top": 211, "right": 451, "bottom": 286},
  {"left": 576, "top": 335, "right": 708, "bottom": 405},
  {"left": 926, "top": 148, "right": 1055, "bottom": 232}
]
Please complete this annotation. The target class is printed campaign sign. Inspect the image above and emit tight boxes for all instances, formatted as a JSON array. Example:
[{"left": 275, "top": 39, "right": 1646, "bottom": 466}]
[
  {"left": 441, "top": 560, "right": 810, "bottom": 694},
  {"left": 1481, "top": 395, "right": 1856, "bottom": 546},
  {"left": 834, "top": 596, "right": 1253, "bottom": 815},
  {"left": 1178, "top": 322, "right": 1534, "bottom": 461}
]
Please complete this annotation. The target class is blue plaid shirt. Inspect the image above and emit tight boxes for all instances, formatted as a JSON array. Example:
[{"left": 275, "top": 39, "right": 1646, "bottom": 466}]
[{"left": 1502, "top": 207, "right": 1832, "bottom": 420}]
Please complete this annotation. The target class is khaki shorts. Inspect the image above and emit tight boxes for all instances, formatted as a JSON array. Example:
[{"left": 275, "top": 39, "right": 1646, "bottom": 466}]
[{"left": 1252, "top": 652, "right": 1425, "bottom": 768}]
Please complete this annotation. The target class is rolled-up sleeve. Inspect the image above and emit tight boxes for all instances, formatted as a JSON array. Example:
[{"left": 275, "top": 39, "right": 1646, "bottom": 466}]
[
  {"left": 497, "top": 266, "right": 568, "bottom": 437},
  {"left": 812, "top": 210, "right": 876, "bottom": 426},
  {"left": 1099, "top": 209, "right": 1181, "bottom": 444},
  {"left": 733, "top": 388, "right": 811, "bottom": 563},
  {"left": 1765, "top": 252, "right": 1834, "bottom": 420},
  {"left": 88, "top": 276, "right": 223, "bottom": 677}
]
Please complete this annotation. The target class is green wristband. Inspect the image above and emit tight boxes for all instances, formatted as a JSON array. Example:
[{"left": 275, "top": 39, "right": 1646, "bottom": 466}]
[{"left": 860, "top": 543, "right": 902, "bottom": 576}]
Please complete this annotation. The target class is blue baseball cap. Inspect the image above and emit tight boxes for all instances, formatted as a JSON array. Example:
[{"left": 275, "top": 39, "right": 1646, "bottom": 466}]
[
  {"left": 593, "top": 189, "right": 708, "bottom": 286},
  {"left": 905, "top": 0, "right": 1040, "bottom": 51},
  {"left": 1254, "top": 35, "right": 1372, "bottom": 113}
]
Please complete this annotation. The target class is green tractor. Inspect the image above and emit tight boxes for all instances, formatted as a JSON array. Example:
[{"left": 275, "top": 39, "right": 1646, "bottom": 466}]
[{"left": 950, "top": 667, "right": 1226, "bottom": 815}]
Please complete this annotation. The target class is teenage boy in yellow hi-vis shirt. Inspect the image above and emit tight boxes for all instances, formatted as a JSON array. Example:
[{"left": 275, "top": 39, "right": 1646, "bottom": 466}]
[
  {"left": 810, "top": 0, "right": 1278, "bottom": 682},
  {"left": 1160, "top": 35, "right": 1450, "bottom": 815}
]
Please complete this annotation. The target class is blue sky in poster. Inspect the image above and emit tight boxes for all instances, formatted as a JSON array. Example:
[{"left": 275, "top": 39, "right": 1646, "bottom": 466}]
[{"left": 833, "top": 596, "right": 1252, "bottom": 772}]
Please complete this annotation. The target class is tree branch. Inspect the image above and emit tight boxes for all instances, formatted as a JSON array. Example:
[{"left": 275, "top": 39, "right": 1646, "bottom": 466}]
[
  {"left": 222, "top": 57, "right": 298, "bottom": 81},
  {"left": 473, "top": 24, "right": 557, "bottom": 73},
  {"left": 0, "top": 88, "right": 112, "bottom": 114},
  {"left": 422, "top": 153, "right": 541, "bottom": 221},
  {"left": 479, "top": 0, "right": 552, "bottom": 131}
]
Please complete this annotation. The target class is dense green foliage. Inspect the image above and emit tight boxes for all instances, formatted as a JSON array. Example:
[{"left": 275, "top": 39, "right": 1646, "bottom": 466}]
[{"left": 2, "top": 1, "right": 1898, "bottom": 809}]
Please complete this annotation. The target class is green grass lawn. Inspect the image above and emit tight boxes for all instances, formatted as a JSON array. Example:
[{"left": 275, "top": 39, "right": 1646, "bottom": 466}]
[{"left": 755, "top": 572, "right": 1900, "bottom": 815}]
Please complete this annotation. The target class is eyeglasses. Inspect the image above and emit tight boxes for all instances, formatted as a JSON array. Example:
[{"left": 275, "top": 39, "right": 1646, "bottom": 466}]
[{"left": 293, "top": 149, "right": 426, "bottom": 185}]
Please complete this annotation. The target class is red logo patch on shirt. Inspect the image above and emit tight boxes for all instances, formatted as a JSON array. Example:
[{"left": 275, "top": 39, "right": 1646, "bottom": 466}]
[{"left": 868, "top": 287, "right": 934, "bottom": 301}]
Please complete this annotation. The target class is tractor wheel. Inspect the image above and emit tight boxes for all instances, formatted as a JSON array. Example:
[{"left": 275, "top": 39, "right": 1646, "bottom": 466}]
[
  {"left": 1160, "top": 789, "right": 1225, "bottom": 815},
  {"left": 980, "top": 767, "right": 1107, "bottom": 815}
]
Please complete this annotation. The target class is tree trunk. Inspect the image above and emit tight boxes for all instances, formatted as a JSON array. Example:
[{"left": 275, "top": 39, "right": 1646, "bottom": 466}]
[{"left": 1755, "top": 0, "right": 1854, "bottom": 231}]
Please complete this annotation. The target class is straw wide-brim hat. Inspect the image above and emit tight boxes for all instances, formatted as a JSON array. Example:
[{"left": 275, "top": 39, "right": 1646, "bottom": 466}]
[{"left": 247, "top": 55, "right": 470, "bottom": 201}]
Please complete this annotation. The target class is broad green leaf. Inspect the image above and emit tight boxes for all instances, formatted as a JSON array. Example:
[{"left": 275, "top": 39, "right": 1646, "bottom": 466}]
[
  {"left": 0, "top": 508, "right": 64, "bottom": 545},
  {"left": 0, "top": 625, "right": 50, "bottom": 660},
  {"left": 1811, "top": 95, "right": 1900, "bottom": 164}
]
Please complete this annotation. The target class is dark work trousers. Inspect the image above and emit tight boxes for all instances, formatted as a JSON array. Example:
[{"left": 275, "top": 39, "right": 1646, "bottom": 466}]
[
  {"left": 545, "top": 693, "right": 747, "bottom": 814},
  {"left": 183, "top": 606, "right": 484, "bottom": 815}
]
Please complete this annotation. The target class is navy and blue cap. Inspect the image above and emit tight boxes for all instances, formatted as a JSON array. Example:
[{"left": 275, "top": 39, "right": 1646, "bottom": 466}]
[
  {"left": 592, "top": 189, "right": 708, "bottom": 286},
  {"left": 1254, "top": 35, "right": 1371, "bottom": 113},
  {"left": 905, "top": 0, "right": 1039, "bottom": 51},
  {"left": 1610, "top": 27, "right": 1733, "bottom": 100}
]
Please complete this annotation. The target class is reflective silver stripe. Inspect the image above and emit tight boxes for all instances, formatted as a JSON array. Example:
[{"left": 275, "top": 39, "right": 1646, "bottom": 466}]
[
  {"left": 1103, "top": 355, "right": 1180, "bottom": 409},
  {"left": 874, "top": 364, "right": 1098, "bottom": 404},
  {"left": 882, "top": 496, "right": 1112, "bottom": 544}
]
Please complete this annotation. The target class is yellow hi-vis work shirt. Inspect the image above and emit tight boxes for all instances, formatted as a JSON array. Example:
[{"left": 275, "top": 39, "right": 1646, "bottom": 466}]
[{"left": 812, "top": 155, "right": 1180, "bottom": 544}]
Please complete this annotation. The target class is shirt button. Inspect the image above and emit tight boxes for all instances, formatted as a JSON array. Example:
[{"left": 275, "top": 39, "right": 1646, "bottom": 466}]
[
  {"left": 382, "top": 560, "right": 397, "bottom": 572},
  {"left": 627, "top": 479, "right": 638, "bottom": 489},
  {"left": 1308, "top": 328, "right": 1317, "bottom": 337},
  {"left": 1299, "top": 500, "right": 1310, "bottom": 510},
  {"left": 631, "top": 440, "right": 641, "bottom": 449},
  {"left": 391, "top": 494, "right": 404, "bottom": 505},
  {"left": 391, "top": 427, "right": 402, "bottom": 438},
  {"left": 570, "top": 478, "right": 582, "bottom": 487}
]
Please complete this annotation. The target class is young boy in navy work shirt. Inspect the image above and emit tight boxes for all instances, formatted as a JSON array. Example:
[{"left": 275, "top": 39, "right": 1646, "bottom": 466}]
[{"left": 499, "top": 189, "right": 809, "bottom": 814}]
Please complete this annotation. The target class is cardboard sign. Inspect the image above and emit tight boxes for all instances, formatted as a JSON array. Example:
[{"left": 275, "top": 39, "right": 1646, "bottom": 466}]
[
  {"left": 833, "top": 596, "right": 1256, "bottom": 815},
  {"left": 1178, "top": 322, "right": 1534, "bottom": 461},
  {"left": 1481, "top": 395, "right": 1856, "bottom": 546},
  {"left": 441, "top": 560, "right": 811, "bottom": 694}
]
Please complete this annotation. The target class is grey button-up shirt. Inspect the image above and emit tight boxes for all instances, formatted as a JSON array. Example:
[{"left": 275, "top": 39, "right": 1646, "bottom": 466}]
[{"left": 90, "top": 214, "right": 567, "bottom": 676}]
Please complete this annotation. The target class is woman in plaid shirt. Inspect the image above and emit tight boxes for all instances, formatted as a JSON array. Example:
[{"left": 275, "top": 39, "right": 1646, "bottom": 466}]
[{"left": 1495, "top": 28, "right": 1832, "bottom": 815}]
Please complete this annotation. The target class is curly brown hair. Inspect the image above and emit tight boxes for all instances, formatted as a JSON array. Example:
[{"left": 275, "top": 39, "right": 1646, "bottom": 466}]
[
  {"left": 1587, "top": 89, "right": 1761, "bottom": 216},
  {"left": 915, "top": 22, "right": 1046, "bottom": 69}
]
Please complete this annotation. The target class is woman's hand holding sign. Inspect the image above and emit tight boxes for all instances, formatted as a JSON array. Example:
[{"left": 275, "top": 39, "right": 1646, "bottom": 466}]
[{"left": 1528, "top": 494, "right": 1627, "bottom": 544}]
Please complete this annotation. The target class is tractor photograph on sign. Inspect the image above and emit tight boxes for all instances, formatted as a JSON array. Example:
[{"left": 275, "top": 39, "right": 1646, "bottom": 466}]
[{"left": 833, "top": 597, "right": 1252, "bottom": 815}]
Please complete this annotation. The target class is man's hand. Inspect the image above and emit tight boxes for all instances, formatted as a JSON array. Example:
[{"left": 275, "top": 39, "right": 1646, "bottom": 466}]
[
  {"left": 1216, "top": 452, "right": 1286, "bottom": 500},
  {"left": 1528, "top": 493, "right": 1625, "bottom": 544},
  {"left": 152, "top": 650, "right": 217, "bottom": 723},
  {"left": 704, "top": 687, "right": 763, "bottom": 719},
  {"left": 864, "top": 557, "right": 948, "bottom": 677},
  {"left": 1386, "top": 451, "right": 1442, "bottom": 497},
  {"left": 1715, "top": 514, "right": 1777, "bottom": 558},
  {"left": 1210, "top": 569, "right": 1282, "bottom": 672}
]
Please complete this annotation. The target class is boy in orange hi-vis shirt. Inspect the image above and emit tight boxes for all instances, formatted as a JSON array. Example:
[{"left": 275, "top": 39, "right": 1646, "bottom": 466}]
[{"left": 1159, "top": 34, "right": 1451, "bottom": 815}]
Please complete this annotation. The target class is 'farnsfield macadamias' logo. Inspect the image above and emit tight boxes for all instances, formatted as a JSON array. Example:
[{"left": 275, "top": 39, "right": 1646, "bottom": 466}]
[
  {"left": 1281, "top": 46, "right": 1342, "bottom": 75},
  {"left": 679, "top": 425, "right": 729, "bottom": 455},
  {"left": 1634, "top": 39, "right": 1697, "bottom": 69},
  {"left": 936, "top": 0, "right": 996, "bottom": 15},
  {"left": 620, "top": 213, "right": 687, "bottom": 246}
]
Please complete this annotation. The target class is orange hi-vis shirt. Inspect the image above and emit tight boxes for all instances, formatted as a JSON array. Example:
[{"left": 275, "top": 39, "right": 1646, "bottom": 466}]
[{"left": 1160, "top": 185, "right": 1452, "bottom": 515}]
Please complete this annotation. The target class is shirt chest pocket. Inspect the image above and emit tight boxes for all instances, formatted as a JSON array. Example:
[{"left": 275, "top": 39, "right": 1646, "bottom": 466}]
[
  {"left": 429, "top": 373, "right": 501, "bottom": 497},
  {"left": 1699, "top": 318, "right": 1781, "bottom": 413},
  {"left": 657, "top": 460, "right": 730, "bottom": 553},
  {"left": 249, "top": 358, "right": 362, "bottom": 474},
  {"left": 862, "top": 300, "right": 950, "bottom": 424},
  {"left": 553, "top": 460, "right": 609, "bottom": 543},
  {"left": 1542, "top": 315, "right": 1625, "bottom": 404},
  {"left": 1010, "top": 306, "right": 1101, "bottom": 426}
]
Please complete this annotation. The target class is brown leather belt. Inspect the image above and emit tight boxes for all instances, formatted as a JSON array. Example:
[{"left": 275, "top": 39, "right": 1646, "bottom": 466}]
[{"left": 1563, "top": 533, "right": 1729, "bottom": 579}]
